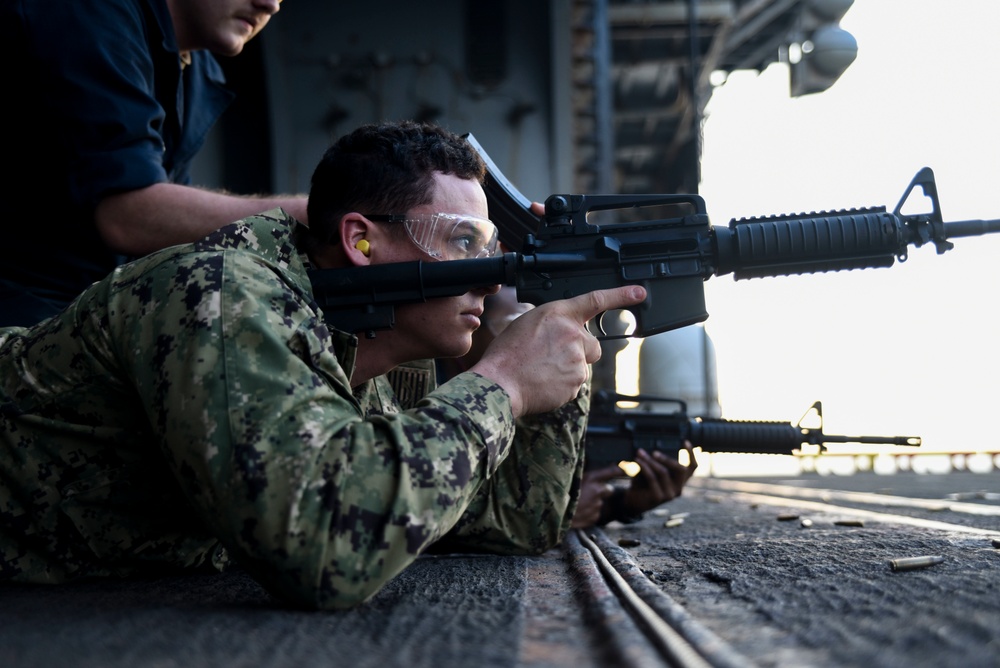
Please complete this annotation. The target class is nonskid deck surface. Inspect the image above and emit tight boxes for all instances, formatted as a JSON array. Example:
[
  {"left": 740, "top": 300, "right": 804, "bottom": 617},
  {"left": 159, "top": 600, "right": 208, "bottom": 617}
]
[{"left": 2, "top": 470, "right": 997, "bottom": 668}]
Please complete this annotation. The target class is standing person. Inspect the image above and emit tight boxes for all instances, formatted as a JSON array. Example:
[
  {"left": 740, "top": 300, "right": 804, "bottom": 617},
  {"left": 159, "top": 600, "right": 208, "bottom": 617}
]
[
  {"left": 0, "top": 0, "right": 307, "bottom": 326},
  {"left": 0, "top": 121, "right": 647, "bottom": 609}
]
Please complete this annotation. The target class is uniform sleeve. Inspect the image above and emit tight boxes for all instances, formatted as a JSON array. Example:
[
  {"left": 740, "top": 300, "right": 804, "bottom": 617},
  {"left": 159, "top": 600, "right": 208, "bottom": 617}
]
[
  {"left": 24, "top": 0, "right": 172, "bottom": 204},
  {"left": 117, "top": 249, "right": 517, "bottom": 609},
  {"left": 429, "top": 381, "right": 590, "bottom": 555}
]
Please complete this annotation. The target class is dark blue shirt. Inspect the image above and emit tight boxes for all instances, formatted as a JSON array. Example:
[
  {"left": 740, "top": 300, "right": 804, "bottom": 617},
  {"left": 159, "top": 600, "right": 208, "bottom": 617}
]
[{"left": 0, "top": 0, "right": 234, "bottom": 326}]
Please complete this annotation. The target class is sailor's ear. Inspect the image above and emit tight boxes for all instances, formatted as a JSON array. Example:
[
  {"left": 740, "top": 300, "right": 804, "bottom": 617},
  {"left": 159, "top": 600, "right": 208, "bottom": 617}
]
[{"left": 341, "top": 213, "right": 374, "bottom": 266}]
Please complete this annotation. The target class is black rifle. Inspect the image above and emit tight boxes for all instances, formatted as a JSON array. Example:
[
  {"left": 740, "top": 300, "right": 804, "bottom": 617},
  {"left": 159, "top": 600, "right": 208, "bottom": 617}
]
[
  {"left": 308, "top": 134, "right": 1000, "bottom": 338},
  {"left": 584, "top": 391, "right": 921, "bottom": 470}
]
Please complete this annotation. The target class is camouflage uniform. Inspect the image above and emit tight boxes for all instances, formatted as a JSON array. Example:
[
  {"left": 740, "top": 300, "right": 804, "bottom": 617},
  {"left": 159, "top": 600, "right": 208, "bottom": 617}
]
[{"left": 0, "top": 210, "right": 587, "bottom": 609}]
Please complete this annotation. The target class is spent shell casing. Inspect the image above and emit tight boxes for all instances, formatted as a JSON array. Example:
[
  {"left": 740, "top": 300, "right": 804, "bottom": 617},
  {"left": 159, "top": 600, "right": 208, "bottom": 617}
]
[
  {"left": 618, "top": 538, "right": 641, "bottom": 548},
  {"left": 664, "top": 517, "right": 685, "bottom": 528},
  {"left": 777, "top": 514, "right": 799, "bottom": 522},
  {"left": 835, "top": 520, "right": 865, "bottom": 527},
  {"left": 889, "top": 555, "right": 944, "bottom": 572}
]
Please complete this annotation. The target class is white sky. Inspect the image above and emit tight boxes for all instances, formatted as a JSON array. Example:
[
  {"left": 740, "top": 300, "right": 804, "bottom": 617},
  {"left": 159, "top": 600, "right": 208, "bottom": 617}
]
[{"left": 624, "top": 0, "right": 1000, "bottom": 465}]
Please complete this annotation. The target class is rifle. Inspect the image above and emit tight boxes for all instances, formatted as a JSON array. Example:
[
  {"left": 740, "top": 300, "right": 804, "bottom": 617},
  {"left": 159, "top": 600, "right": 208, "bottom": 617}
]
[
  {"left": 584, "top": 391, "right": 921, "bottom": 470},
  {"left": 308, "top": 134, "right": 1000, "bottom": 338}
]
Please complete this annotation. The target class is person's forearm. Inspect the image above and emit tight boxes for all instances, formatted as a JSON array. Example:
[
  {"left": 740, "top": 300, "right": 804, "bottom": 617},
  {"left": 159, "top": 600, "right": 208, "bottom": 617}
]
[
  {"left": 95, "top": 182, "right": 308, "bottom": 256},
  {"left": 133, "top": 256, "right": 516, "bottom": 609},
  {"left": 433, "top": 382, "right": 591, "bottom": 554}
]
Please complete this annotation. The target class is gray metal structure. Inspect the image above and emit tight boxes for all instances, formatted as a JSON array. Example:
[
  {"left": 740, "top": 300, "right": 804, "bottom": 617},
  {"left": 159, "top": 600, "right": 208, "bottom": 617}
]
[{"left": 198, "top": 0, "right": 846, "bottom": 200}]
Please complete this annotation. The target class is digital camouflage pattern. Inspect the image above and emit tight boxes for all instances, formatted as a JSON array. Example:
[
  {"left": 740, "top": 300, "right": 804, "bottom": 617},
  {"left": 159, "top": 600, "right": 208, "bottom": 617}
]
[{"left": 0, "top": 210, "right": 588, "bottom": 609}]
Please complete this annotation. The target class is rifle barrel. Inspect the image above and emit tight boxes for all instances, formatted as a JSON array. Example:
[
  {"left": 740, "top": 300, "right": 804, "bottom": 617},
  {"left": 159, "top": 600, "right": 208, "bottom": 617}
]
[
  {"left": 942, "top": 219, "right": 1000, "bottom": 239},
  {"left": 816, "top": 433, "right": 922, "bottom": 446}
]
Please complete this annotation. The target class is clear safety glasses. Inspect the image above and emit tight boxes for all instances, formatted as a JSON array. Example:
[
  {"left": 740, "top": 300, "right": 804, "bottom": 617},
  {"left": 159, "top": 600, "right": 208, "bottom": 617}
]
[{"left": 365, "top": 213, "right": 499, "bottom": 261}]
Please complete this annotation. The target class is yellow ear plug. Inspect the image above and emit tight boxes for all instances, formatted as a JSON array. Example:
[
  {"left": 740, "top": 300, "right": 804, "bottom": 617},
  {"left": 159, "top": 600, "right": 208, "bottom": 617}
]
[{"left": 354, "top": 239, "right": 370, "bottom": 256}]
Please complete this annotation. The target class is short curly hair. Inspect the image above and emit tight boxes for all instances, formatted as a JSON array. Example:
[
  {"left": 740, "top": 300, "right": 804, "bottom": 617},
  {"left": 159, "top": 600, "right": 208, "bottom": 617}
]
[{"left": 300, "top": 121, "right": 486, "bottom": 254}]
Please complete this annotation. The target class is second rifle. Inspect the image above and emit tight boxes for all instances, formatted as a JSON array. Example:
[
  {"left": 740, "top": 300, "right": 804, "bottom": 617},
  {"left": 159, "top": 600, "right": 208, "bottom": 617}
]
[{"left": 584, "top": 391, "right": 921, "bottom": 470}]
